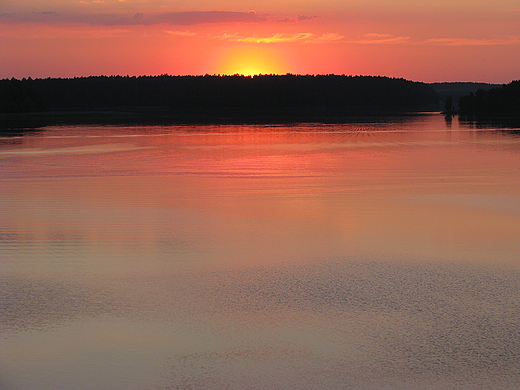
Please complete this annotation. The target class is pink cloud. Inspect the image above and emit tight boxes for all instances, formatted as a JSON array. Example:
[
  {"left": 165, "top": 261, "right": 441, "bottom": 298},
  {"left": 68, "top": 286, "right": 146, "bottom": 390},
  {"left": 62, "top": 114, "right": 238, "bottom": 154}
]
[
  {"left": 217, "top": 32, "right": 343, "bottom": 44},
  {"left": 349, "top": 33, "right": 411, "bottom": 44},
  {"left": 424, "top": 36, "right": 520, "bottom": 46}
]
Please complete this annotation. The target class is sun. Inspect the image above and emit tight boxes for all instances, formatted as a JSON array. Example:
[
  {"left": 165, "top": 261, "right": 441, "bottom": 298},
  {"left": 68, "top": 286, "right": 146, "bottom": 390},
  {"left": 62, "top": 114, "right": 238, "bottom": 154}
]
[
  {"left": 212, "top": 46, "right": 290, "bottom": 76},
  {"left": 230, "top": 58, "right": 273, "bottom": 77}
]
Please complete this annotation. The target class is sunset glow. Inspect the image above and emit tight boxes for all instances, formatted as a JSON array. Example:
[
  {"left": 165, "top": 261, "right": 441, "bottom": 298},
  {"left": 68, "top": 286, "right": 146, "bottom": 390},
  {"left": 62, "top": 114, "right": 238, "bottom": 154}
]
[
  {"left": 1, "top": 1, "right": 519, "bottom": 82},
  {"left": 213, "top": 46, "right": 292, "bottom": 76}
]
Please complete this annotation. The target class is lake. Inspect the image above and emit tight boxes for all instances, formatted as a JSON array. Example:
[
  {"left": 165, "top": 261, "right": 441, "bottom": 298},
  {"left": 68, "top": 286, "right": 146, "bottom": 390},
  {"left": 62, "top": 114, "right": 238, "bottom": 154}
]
[{"left": 1, "top": 114, "right": 520, "bottom": 390}]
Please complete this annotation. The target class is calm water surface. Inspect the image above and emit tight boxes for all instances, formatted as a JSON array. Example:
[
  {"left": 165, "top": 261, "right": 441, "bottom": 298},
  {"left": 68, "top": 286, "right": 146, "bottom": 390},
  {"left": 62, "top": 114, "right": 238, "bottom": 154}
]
[{"left": 1, "top": 115, "right": 520, "bottom": 389}]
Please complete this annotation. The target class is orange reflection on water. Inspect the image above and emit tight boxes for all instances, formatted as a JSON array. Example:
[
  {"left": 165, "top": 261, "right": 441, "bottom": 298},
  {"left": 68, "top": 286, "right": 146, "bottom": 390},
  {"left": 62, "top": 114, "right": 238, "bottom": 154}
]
[
  {"left": 3, "top": 117, "right": 520, "bottom": 390},
  {"left": 1, "top": 118, "right": 520, "bottom": 276}
]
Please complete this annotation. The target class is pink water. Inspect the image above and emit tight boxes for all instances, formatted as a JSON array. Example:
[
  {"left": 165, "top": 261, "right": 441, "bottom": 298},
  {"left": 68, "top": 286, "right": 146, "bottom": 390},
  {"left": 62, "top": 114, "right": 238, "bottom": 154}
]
[{"left": 1, "top": 115, "right": 520, "bottom": 389}]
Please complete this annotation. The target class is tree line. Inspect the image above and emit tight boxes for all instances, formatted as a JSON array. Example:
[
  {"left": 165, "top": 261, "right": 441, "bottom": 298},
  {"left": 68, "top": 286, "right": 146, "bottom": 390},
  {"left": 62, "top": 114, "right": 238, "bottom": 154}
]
[
  {"left": 0, "top": 78, "right": 47, "bottom": 113},
  {"left": 458, "top": 80, "right": 520, "bottom": 116},
  {"left": 1, "top": 75, "right": 439, "bottom": 117}
]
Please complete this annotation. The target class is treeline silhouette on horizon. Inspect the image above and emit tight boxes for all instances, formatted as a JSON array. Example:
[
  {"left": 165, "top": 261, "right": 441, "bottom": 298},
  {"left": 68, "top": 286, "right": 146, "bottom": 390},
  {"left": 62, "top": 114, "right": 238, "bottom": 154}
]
[
  {"left": 458, "top": 80, "right": 520, "bottom": 116},
  {"left": 1, "top": 75, "right": 439, "bottom": 118}
]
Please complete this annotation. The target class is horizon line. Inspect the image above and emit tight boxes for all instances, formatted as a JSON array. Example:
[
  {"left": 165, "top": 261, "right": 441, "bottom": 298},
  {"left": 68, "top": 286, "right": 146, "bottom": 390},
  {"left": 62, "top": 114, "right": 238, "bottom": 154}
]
[{"left": 2, "top": 74, "right": 508, "bottom": 85}]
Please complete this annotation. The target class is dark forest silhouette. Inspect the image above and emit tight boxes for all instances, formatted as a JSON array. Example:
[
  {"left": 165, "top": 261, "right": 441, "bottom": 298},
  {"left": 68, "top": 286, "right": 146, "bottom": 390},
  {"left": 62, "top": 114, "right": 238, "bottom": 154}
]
[
  {"left": 0, "top": 78, "right": 47, "bottom": 113},
  {"left": 1, "top": 75, "right": 438, "bottom": 120},
  {"left": 458, "top": 80, "right": 520, "bottom": 116},
  {"left": 428, "top": 82, "right": 500, "bottom": 109}
]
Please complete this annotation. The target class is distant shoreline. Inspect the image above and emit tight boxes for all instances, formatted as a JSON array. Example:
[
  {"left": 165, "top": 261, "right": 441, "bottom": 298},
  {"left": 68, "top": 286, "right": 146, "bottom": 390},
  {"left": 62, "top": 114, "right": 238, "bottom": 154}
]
[
  {"left": 2, "top": 76, "right": 518, "bottom": 131},
  {"left": 1, "top": 75, "right": 440, "bottom": 128}
]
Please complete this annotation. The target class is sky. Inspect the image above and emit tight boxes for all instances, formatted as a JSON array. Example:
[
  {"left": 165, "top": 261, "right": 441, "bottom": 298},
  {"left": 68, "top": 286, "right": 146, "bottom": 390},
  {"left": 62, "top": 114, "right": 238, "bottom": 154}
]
[{"left": 1, "top": 0, "right": 519, "bottom": 83}]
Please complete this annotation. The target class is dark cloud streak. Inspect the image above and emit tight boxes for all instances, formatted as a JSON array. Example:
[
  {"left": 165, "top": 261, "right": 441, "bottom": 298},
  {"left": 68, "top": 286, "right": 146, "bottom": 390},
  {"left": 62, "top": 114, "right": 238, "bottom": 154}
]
[
  {"left": 145, "top": 11, "right": 266, "bottom": 25},
  {"left": 278, "top": 14, "right": 322, "bottom": 23},
  {"left": 297, "top": 14, "right": 322, "bottom": 21},
  {"left": 0, "top": 10, "right": 266, "bottom": 26}
]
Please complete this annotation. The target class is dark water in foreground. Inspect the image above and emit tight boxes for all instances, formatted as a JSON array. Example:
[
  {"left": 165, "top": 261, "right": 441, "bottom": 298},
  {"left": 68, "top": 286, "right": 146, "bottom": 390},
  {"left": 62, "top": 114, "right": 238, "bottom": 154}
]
[{"left": 1, "top": 115, "right": 520, "bottom": 389}]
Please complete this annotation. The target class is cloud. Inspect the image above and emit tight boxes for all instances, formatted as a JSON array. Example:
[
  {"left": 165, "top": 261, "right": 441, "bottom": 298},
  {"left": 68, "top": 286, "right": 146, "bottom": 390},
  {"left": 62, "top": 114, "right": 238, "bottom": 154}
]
[
  {"left": 163, "top": 30, "right": 196, "bottom": 37},
  {"left": 0, "top": 24, "right": 132, "bottom": 39},
  {"left": 145, "top": 11, "right": 266, "bottom": 25},
  {"left": 132, "top": 12, "right": 144, "bottom": 23},
  {"left": 346, "top": 33, "right": 520, "bottom": 46},
  {"left": 0, "top": 12, "right": 57, "bottom": 23},
  {"left": 0, "top": 11, "right": 136, "bottom": 25},
  {"left": 423, "top": 36, "right": 520, "bottom": 46},
  {"left": 217, "top": 32, "right": 343, "bottom": 44},
  {"left": 233, "top": 33, "right": 314, "bottom": 43},
  {"left": 350, "top": 33, "right": 411, "bottom": 44},
  {"left": 312, "top": 33, "right": 344, "bottom": 43},
  {"left": 278, "top": 14, "right": 322, "bottom": 22},
  {"left": 297, "top": 14, "right": 322, "bottom": 22},
  {"left": 0, "top": 10, "right": 266, "bottom": 26}
]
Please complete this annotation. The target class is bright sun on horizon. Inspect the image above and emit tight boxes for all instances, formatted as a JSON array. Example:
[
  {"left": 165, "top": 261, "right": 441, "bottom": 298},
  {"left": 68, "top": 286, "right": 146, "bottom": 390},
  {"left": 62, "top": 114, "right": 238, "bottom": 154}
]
[{"left": 213, "top": 46, "right": 291, "bottom": 76}]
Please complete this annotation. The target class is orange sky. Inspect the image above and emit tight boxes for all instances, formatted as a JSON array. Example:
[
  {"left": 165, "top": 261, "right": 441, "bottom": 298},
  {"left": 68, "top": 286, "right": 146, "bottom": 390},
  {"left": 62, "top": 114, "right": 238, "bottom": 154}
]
[{"left": 1, "top": 0, "right": 519, "bottom": 82}]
